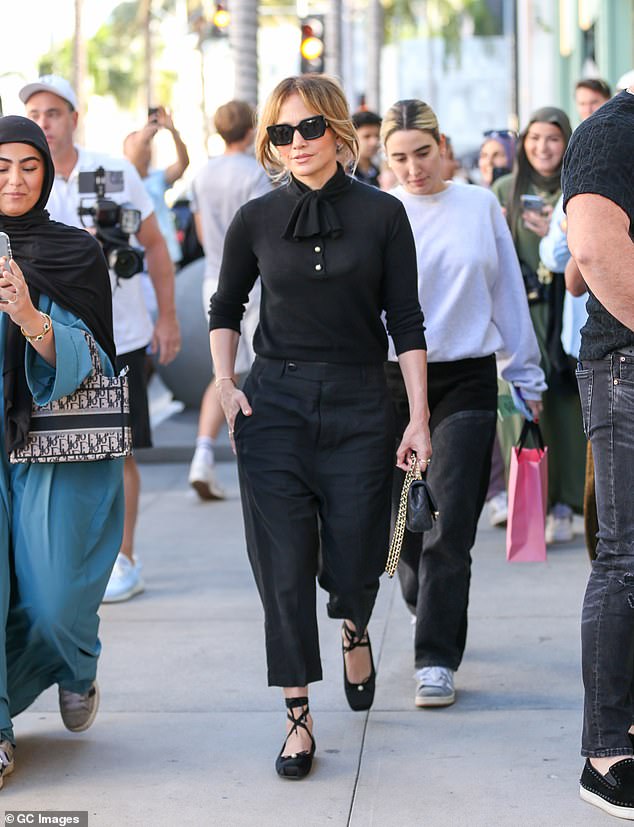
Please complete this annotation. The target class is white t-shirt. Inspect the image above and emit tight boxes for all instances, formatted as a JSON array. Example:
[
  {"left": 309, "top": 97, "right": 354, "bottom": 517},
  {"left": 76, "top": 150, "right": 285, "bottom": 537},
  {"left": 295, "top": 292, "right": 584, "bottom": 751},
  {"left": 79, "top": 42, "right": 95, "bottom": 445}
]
[
  {"left": 191, "top": 153, "right": 271, "bottom": 284},
  {"left": 191, "top": 153, "right": 271, "bottom": 375},
  {"left": 389, "top": 182, "right": 546, "bottom": 399},
  {"left": 47, "top": 146, "right": 155, "bottom": 355}
]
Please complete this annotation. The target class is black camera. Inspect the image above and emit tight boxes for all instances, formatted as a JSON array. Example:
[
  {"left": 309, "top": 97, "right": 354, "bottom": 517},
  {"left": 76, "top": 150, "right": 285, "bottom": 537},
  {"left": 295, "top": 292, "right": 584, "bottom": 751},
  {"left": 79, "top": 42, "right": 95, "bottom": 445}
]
[{"left": 77, "top": 167, "right": 144, "bottom": 280}]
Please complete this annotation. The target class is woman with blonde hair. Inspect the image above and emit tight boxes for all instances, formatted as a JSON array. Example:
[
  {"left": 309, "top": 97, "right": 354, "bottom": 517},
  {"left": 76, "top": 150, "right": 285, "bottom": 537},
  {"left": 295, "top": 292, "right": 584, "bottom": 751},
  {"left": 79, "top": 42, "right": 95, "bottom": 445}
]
[
  {"left": 382, "top": 99, "right": 545, "bottom": 708},
  {"left": 210, "top": 75, "right": 431, "bottom": 779}
]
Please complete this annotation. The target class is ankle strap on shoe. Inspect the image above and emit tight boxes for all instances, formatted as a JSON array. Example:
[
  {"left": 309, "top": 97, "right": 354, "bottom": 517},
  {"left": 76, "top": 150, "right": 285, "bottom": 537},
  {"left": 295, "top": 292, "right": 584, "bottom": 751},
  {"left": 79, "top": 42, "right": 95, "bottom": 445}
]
[
  {"left": 285, "top": 696, "right": 309, "bottom": 710},
  {"left": 342, "top": 622, "right": 369, "bottom": 651},
  {"left": 282, "top": 696, "right": 315, "bottom": 754}
]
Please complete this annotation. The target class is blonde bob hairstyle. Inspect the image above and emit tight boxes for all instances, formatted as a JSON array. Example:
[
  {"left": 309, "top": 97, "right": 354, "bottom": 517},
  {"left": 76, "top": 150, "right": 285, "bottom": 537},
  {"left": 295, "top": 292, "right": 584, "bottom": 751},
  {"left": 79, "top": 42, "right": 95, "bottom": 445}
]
[
  {"left": 255, "top": 74, "right": 359, "bottom": 181},
  {"left": 380, "top": 99, "right": 440, "bottom": 148}
]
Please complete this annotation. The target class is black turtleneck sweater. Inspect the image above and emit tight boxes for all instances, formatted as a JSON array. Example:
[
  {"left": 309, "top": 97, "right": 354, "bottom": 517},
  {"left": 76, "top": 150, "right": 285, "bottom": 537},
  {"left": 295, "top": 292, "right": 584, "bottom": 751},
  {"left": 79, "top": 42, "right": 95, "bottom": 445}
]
[{"left": 209, "top": 166, "right": 426, "bottom": 364}]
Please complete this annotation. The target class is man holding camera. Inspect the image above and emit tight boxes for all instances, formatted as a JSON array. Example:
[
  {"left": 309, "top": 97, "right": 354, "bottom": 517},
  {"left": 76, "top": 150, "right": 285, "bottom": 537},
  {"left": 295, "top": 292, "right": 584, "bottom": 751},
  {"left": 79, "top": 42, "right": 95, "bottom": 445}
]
[
  {"left": 563, "top": 82, "right": 634, "bottom": 818},
  {"left": 20, "top": 75, "right": 181, "bottom": 603}
]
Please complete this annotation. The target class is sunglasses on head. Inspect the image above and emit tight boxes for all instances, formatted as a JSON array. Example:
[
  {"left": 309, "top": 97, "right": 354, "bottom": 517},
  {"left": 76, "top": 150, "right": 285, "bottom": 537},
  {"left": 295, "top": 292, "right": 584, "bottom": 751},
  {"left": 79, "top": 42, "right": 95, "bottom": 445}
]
[
  {"left": 267, "top": 115, "right": 329, "bottom": 147},
  {"left": 483, "top": 129, "right": 517, "bottom": 140}
]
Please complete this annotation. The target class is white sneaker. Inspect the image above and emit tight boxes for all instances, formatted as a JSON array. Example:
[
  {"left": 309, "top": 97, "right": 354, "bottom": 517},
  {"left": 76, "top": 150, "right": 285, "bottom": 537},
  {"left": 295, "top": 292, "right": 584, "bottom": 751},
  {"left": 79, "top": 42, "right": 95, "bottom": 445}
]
[
  {"left": 188, "top": 454, "right": 226, "bottom": 501},
  {"left": 488, "top": 491, "right": 508, "bottom": 527},
  {"left": 545, "top": 503, "right": 574, "bottom": 544},
  {"left": 415, "top": 666, "right": 455, "bottom": 707},
  {"left": 102, "top": 554, "right": 144, "bottom": 603}
]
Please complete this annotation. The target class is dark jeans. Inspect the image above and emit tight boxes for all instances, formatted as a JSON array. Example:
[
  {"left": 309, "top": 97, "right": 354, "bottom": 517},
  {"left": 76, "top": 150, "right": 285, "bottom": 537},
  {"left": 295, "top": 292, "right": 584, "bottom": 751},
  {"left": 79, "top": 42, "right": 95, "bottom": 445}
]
[
  {"left": 235, "top": 357, "right": 395, "bottom": 688},
  {"left": 385, "top": 359, "right": 497, "bottom": 671},
  {"left": 577, "top": 352, "right": 634, "bottom": 757}
]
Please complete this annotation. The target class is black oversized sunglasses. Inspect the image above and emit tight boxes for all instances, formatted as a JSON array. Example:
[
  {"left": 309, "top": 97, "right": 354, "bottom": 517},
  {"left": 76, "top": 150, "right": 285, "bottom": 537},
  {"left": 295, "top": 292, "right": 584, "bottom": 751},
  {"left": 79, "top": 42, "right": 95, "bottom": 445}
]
[{"left": 266, "top": 115, "right": 329, "bottom": 146}]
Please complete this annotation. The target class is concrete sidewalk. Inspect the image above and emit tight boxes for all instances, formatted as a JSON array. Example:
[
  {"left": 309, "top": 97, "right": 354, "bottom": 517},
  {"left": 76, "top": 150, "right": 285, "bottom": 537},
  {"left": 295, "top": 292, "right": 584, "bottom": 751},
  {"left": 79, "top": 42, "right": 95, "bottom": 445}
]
[{"left": 2, "top": 453, "right": 607, "bottom": 826}]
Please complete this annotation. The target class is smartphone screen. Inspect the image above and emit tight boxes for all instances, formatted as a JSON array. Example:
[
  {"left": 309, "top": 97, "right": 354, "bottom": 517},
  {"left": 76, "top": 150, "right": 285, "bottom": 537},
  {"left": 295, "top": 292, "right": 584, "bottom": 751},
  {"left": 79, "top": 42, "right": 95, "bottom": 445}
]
[
  {"left": 0, "top": 231, "right": 12, "bottom": 266},
  {"left": 520, "top": 194, "right": 545, "bottom": 212},
  {"left": 0, "top": 232, "right": 11, "bottom": 303}
]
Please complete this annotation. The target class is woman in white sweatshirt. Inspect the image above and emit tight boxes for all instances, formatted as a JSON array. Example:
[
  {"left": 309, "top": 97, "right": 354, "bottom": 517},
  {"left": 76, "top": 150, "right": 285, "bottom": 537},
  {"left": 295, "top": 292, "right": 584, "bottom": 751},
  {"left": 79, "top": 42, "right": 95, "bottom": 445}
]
[{"left": 382, "top": 99, "right": 546, "bottom": 708}]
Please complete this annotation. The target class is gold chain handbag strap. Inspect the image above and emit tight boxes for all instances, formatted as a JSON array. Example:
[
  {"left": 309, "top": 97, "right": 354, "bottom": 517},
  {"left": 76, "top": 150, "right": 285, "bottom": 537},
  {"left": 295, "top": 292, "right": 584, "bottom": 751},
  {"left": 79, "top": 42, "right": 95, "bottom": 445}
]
[{"left": 386, "top": 454, "right": 422, "bottom": 577}]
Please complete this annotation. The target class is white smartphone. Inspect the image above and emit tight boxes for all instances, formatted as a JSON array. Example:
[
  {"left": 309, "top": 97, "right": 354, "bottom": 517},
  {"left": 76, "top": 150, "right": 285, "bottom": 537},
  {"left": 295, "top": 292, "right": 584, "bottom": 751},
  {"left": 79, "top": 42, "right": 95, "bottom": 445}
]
[
  {"left": 0, "top": 232, "right": 12, "bottom": 303},
  {"left": 0, "top": 231, "right": 11, "bottom": 264}
]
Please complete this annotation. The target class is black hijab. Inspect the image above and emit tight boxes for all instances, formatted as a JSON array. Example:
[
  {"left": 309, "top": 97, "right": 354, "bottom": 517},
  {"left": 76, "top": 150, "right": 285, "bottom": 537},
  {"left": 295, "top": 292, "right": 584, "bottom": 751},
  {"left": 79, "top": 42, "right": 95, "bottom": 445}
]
[{"left": 0, "top": 116, "right": 116, "bottom": 455}]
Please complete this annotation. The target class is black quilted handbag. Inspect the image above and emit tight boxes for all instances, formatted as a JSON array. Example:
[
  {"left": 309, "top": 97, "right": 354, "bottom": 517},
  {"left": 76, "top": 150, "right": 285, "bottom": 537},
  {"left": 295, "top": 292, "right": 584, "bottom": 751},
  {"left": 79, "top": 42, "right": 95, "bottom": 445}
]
[{"left": 386, "top": 453, "right": 439, "bottom": 577}]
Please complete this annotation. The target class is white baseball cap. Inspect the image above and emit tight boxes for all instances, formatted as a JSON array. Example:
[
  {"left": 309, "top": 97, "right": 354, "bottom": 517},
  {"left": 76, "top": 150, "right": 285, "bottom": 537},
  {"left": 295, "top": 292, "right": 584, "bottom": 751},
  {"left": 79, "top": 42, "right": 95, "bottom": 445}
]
[
  {"left": 616, "top": 69, "right": 634, "bottom": 91},
  {"left": 19, "top": 75, "right": 78, "bottom": 110}
]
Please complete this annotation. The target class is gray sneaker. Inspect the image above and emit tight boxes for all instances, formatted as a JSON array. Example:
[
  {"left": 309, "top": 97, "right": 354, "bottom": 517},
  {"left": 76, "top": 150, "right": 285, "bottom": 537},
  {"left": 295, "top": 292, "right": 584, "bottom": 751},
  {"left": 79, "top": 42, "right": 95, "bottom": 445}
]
[
  {"left": 415, "top": 666, "right": 455, "bottom": 707},
  {"left": 0, "top": 740, "right": 14, "bottom": 790},
  {"left": 59, "top": 682, "right": 100, "bottom": 732}
]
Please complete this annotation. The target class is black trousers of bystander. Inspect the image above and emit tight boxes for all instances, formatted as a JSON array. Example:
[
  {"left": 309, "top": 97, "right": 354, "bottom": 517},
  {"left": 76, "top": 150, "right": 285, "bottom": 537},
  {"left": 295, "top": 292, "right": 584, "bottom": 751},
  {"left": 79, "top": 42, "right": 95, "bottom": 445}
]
[{"left": 385, "top": 356, "right": 497, "bottom": 672}]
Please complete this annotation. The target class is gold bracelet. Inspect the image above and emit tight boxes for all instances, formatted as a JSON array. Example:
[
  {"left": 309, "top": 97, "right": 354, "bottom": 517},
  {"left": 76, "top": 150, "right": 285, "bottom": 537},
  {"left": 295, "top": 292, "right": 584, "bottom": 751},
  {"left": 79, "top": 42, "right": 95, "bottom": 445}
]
[
  {"left": 214, "top": 376, "right": 235, "bottom": 389},
  {"left": 20, "top": 312, "right": 52, "bottom": 343}
]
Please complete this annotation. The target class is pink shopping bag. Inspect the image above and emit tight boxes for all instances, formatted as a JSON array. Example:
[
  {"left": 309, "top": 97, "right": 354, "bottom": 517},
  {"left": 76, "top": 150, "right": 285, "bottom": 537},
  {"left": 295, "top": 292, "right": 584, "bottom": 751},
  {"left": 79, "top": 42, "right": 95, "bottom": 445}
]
[{"left": 506, "top": 421, "right": 548, "bottom": 562}]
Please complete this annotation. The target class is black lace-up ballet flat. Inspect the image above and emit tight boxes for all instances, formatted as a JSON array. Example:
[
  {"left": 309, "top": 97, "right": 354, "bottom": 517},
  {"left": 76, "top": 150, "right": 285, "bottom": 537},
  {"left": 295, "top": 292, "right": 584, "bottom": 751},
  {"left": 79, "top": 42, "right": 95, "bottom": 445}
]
[
  {"left": 342, "top": 622, "right": 376, "bottom": 711},
  {"left": 275, "top": 696, "right": 316, "bottom": 780}
]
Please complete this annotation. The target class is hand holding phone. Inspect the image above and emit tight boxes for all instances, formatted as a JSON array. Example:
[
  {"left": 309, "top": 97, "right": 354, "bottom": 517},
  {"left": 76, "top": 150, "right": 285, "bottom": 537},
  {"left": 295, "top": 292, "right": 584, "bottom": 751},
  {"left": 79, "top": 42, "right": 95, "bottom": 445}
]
[
  {"left": 0, "top": 232, "right": 12, "bottom": 303},
  {"left": 520, "top": 194, "right": 545, "bottom": 213},
  {"left": 521, "top": 201, "right": 553, "bottom": 238},
  {"left": 0, "top": 231, "right": 12, "bottom": 264}
]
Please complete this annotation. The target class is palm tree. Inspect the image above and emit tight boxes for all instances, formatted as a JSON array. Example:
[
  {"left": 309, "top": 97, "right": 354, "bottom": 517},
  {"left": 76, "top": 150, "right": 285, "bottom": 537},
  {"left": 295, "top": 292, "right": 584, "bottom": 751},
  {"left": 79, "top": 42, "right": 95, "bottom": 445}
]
[
  {"left": 366, "top": 0, "right": 383, "bottom": 111},
  {"left": 139, "top": 0, "right": 154, "bottom": 111},
  {"left": 230, "top": 0, "right": 258, "bottom": 105},
  {"left": 325, "top": 0, "right": 343, "bottom": 79},
  {"left": 72, "top": 0, "right": 86, "bottom": 139}
]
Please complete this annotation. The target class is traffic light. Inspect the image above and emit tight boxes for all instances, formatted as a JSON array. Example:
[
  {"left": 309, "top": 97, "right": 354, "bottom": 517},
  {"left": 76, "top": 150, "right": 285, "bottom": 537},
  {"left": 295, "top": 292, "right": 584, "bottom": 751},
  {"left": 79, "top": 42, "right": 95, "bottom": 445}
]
[
  {"left": 206, "top": 2, "right": 230, "bottom": 37},
  {"left": 300, "top": 16, "right": 324, "bottom": 74}
]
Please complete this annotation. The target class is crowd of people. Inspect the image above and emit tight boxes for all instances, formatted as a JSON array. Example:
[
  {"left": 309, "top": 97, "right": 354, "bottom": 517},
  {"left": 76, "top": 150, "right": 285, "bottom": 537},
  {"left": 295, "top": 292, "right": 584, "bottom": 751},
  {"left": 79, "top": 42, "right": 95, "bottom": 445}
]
[{"left": 0, "top": 65, "right": 631, "bottom": 821}]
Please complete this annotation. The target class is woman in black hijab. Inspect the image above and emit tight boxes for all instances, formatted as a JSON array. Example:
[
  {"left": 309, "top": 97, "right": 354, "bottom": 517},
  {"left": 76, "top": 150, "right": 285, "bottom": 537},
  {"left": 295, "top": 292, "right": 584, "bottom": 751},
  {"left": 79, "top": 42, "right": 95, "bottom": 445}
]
[
  {"left": 492, "top": 107, "right": 586, "bottom": 545},
  {"left": 0, "top": 116, "right": 124, "bottom": 789}
]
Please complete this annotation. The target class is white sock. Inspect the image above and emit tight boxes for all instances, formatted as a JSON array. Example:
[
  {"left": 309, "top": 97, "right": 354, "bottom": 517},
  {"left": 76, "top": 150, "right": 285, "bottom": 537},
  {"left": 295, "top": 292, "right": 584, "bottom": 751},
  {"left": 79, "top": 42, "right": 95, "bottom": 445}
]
[{"left": 194, "top": 437, "right": 215, "bottom": 465}]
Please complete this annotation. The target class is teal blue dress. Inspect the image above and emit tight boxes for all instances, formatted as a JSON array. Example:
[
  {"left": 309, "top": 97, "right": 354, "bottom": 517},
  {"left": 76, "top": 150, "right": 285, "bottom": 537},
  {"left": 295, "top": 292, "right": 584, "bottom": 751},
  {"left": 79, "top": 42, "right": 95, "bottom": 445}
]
[{"left": 0, "top": 297, "right": 124, "bottom": 745}]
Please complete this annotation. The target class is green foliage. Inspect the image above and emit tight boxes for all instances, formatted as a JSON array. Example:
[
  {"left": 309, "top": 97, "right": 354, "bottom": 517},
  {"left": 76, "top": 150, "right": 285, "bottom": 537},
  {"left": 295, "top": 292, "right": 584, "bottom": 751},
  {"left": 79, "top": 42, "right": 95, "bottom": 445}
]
[
  {"left": 89, "top": 3, "right": 145, "bottom": 107},
  {"left": 37, "top": 0, "right": 177, "bottom": 110},
  {"left": 38, "top": 45, "right": 72, "bottom": 80},
  {"left": 385, "top": 0, "right": 499, "bottom": 62},
  {"left": 383, "top": 0, "right": 419, "bottom": 43}
]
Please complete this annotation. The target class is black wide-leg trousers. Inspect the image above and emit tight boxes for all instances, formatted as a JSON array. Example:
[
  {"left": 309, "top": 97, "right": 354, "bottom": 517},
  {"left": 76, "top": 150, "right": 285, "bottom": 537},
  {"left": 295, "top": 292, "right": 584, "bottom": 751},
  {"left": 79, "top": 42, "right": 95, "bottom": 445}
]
[
  {"left": 234, "top": 357, "right": 395, "bottom": 687},
  {"left": 385, "top": 357, "right": 497, "bottom": 671}
]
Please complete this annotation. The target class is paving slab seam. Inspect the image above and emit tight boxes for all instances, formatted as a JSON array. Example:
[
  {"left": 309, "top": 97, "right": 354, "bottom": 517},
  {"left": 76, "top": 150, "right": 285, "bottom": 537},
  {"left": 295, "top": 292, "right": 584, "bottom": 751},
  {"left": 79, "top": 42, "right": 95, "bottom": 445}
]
[
  {"left": 470, "top": 613, "right": 581, "bottom": 620},
  {"left": 346, "top": 581, "right": 397, "bottom": 826}
]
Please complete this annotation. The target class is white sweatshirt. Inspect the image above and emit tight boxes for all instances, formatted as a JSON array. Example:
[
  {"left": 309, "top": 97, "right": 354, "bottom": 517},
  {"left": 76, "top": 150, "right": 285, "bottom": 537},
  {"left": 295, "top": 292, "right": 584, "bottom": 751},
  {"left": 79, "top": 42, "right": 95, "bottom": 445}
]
[{"left": 389, "top": 182, "right": 546, "bottom": 400}]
